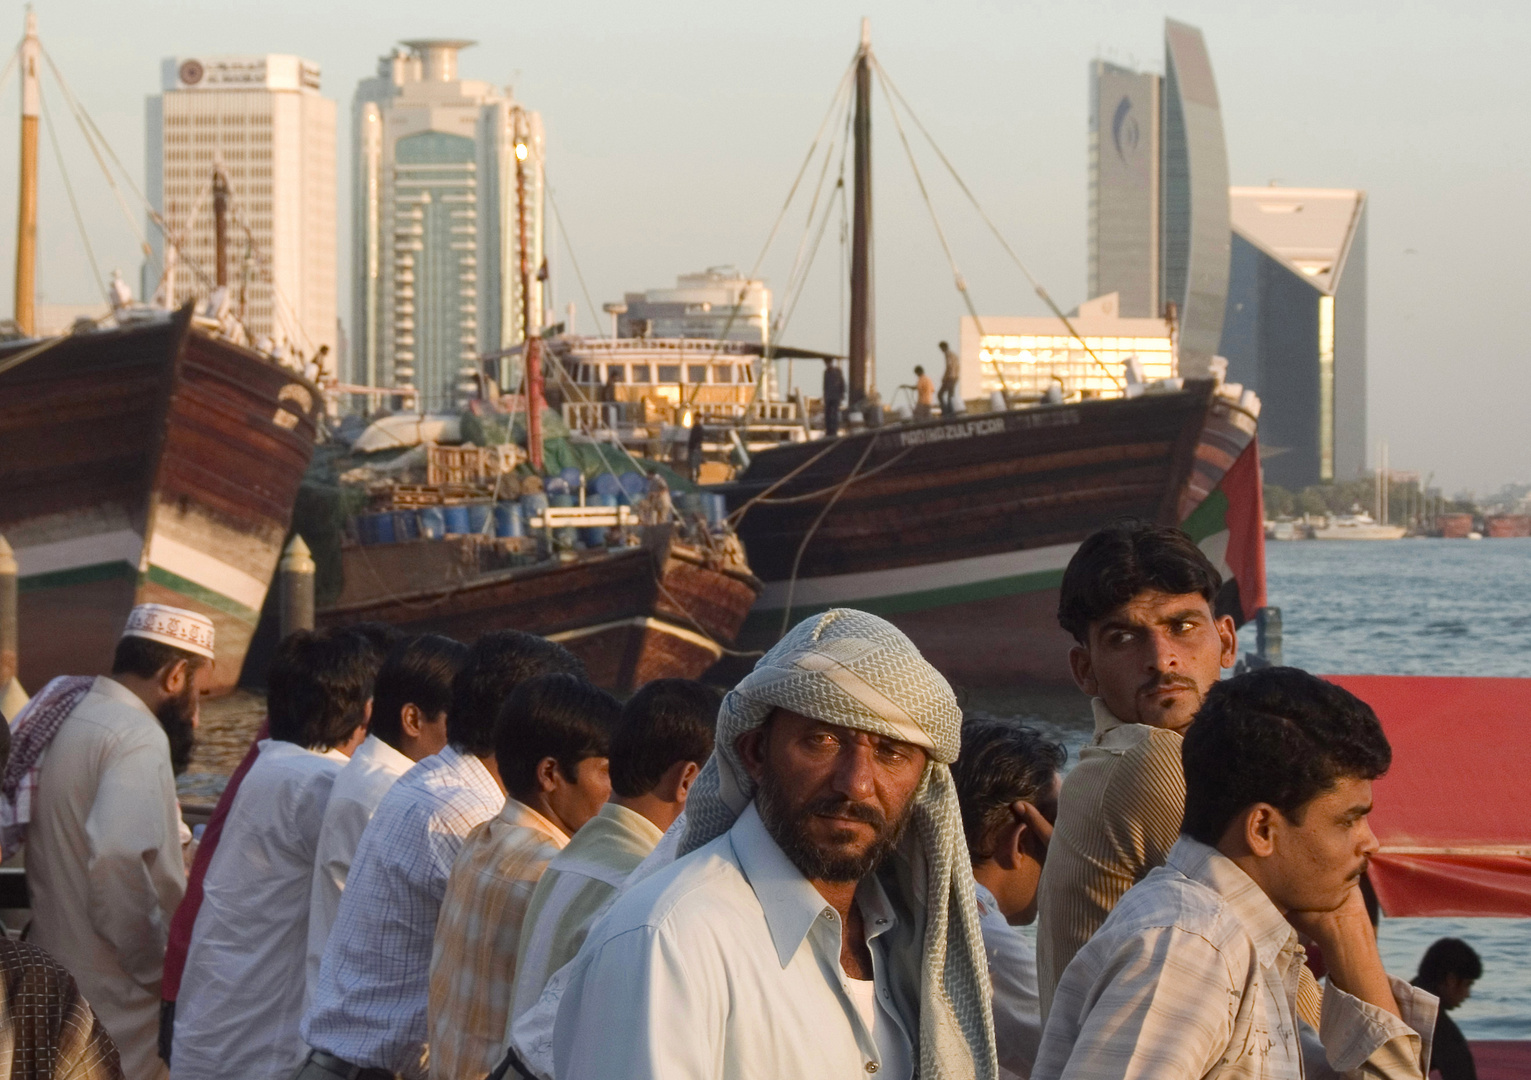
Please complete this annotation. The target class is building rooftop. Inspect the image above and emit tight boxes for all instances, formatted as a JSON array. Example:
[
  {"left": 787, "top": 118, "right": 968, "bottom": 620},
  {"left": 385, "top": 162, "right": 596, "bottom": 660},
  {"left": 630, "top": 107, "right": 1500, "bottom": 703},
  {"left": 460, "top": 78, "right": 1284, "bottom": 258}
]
[{"left": 1229, "top": 185, "right": 1365, "bottom": 293}]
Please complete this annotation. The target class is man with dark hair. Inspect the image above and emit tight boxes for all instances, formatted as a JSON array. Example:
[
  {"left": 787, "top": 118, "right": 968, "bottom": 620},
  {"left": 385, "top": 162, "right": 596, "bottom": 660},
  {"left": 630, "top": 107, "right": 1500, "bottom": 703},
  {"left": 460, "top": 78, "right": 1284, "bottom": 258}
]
[
  {"left": 1036, "top": 667, "right": 1437, "bottom": 1080},
  {"left": 18, "top": 604, "right": 213, "bottom": 1080},
  {"left": 510, "top": 679, "right": 719, "bottom": 1034},
  {"left": 171, "top": 630, "right": 378, "bottom": 1080},
  {"left": 1413, "top": 939, "right": 1481, "bottom": 1080},
  {"left": 822, "top": 356, "right": 846, "bottom": 437},
  {"left": 554, "top": 610, "right": 998, "bottom": 1080},
  {"left": 306, "top": 634, "right": 469, "bottom": 1001},
  {"left": 430, "top": 674, "right": 619, "bottom": 1080},
  {"left": 952, "top": 718, "right": 1066, "bottom": 1080},
  {"left": 1035, "top": 519, "right": 1236, "bottom": 1018},
  {"left": 299, "top": 631, "right": 584, "bottom": 1080},
  {"left": 938, "top": 340, "right": 960, "bottom": 416}
]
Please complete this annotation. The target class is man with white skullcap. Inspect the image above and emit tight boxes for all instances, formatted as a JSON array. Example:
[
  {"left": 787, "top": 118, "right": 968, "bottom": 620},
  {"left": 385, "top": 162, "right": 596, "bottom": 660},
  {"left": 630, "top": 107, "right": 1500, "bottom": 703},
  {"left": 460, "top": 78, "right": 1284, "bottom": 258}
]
[
  {"left": 14, "top": 603, "right": 214, "bottom": 1080},
  {"left": 552, "top": 608, "right": 998, "bottom": 1080}
]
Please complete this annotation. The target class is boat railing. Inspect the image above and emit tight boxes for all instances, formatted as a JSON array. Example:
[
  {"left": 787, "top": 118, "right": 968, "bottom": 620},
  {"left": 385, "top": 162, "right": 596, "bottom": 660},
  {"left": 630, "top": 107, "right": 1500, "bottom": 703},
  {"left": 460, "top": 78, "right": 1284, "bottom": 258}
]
[{"left": 525, "top": 505, "right": 641, "bottom": 530}]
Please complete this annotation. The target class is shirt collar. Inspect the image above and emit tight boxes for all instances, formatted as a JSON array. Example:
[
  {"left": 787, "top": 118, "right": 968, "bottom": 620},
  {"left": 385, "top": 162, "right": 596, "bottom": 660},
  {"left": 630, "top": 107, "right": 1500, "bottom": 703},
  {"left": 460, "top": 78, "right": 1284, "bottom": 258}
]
[
  {"left": 358, "top": 733, "right": 413, "bottom": 773},
  {"left": 255, "top": 738, "right": 350, "bottom": 763},
  {"left": 498, "top": 795, "right": 570, "bottom": 842},
  {"left": 439, "top": 743, "right": 503, "bottom": 798},
  {"left": 94, "top": 675, "right": 156, "bottom": 719},
  {"left": 1166, "top": 836, "right": 1298, "bottom": 968},
  {"left": 598, "top": 801, "right": 666, "bottom": 847},
  {"left": 1091, "top": 697, "right": 1125, "bottom": 737}
]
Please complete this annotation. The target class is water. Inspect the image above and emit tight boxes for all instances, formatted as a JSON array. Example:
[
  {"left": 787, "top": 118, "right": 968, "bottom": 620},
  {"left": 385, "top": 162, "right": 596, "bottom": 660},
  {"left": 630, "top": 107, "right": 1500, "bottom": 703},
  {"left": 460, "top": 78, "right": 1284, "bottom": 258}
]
[{"left": 1267, "top": 538, "right": 1531, "bottom": 1040}]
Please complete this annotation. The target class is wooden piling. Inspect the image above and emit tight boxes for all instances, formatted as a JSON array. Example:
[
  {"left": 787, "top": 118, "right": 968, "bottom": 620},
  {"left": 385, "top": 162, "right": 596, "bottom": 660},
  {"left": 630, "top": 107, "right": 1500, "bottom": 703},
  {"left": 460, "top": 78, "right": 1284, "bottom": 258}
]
[{"left": 278, "top": 535, "right": 315, "bottom": 639}]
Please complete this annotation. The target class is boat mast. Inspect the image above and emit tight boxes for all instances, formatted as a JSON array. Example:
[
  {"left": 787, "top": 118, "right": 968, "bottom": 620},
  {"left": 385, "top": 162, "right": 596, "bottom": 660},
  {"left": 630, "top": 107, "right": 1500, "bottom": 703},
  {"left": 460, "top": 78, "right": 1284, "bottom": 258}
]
[
  {"left": 848, "top": 18, "right": 874, "bottom": 406},
  {"left": 212, "top": 163, "right": 230, "bottom": 288},
  {"left": 514, "top": 108, "right": 544, "bottom": 470},
  {"left": 13, "top": 6, "right": 39, "bottom": 336}
]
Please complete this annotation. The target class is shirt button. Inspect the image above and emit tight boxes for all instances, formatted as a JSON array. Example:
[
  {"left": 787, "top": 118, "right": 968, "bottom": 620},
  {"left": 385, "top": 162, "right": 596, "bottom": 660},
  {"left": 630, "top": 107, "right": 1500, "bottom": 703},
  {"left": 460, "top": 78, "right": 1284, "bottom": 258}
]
[
  {"left": 865, "top": 1063, "right": 879, "bottom": 1073},
  {"left": 823, "top": 907, "right": 836, "bottom": 920}
]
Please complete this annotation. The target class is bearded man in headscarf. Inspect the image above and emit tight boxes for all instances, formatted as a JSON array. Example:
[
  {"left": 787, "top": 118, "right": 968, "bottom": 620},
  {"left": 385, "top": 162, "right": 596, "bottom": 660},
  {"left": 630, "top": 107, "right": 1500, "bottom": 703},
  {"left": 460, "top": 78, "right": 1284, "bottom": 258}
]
[
  {"left": 10, "top": 604, "right": 211, "bottom": 1080},
  {"left": 552, "top": 609, "right": 997, "bottom": 1080}
]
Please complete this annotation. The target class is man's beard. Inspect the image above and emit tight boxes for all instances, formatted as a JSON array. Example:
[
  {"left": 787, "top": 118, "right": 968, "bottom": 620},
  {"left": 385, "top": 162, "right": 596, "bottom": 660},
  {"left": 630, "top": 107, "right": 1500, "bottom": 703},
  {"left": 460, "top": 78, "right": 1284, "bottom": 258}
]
[
  {"left": 156, "top": 685, "right": 198, "bottom": 777},
  {"left": 755, "top": 764, "right": 915, "bottom": 883}
]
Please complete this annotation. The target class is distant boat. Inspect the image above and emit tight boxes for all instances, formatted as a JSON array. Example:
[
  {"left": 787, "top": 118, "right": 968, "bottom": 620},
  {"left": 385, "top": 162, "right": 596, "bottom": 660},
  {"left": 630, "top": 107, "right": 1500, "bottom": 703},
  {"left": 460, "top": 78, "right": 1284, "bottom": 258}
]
[{"left": 1310, "top": 511, "right": 1406, "bottom": 541}]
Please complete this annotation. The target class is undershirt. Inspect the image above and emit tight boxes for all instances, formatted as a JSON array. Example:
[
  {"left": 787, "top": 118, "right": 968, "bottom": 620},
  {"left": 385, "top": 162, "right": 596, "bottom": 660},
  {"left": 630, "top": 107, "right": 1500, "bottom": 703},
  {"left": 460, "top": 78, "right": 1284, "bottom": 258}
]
[{"left": 845, "top": 975, "right": 914, "bottom": 1080}]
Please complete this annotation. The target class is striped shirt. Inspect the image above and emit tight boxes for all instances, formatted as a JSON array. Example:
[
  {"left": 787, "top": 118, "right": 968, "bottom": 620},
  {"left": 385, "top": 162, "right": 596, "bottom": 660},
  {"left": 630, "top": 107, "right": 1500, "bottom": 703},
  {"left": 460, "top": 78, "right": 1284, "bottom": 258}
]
[
  {"left": 1035, "top": 698, "right": 1184, "bottom": 1021},
  {"left": 428, "top": 797, "right": 567, "bottom": 1080},
  {"left": 1034, "top": 837, "right": 1436, "bottom": 1080},
  {"left": 301, "top": 746, "right": 503, "bottom": 1080},
  {"left": 511, "top": 802, "right": 664, "bottom": 1024}
]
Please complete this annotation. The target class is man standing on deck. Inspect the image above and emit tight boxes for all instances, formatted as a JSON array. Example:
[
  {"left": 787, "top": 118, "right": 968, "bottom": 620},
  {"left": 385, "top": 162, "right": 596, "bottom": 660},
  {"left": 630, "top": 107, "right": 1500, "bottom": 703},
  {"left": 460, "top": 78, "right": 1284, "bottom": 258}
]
[
  {"left": 1033, "top": 520, "right": 1237, "bottom": 1021},
  {"left": 938, "top": 341, "right": 960, "bottom": 416},
  {"left": 553, "top": 609, "right": 999, "bottom": 1080},
  {"left": 16, "top": 604, "right": 212, "bottom": 1080},
  {"left": 822, "top": 356, "right": 846, "bottom": 437},
  {"left": 297, "top": 632, "right": 585, "bottom": 1080}
]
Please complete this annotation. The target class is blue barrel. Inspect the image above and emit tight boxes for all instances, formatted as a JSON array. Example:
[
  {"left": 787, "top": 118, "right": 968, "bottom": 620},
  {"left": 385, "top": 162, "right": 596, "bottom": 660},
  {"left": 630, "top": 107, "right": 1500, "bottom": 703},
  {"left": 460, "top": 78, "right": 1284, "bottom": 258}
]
[
  {"left": 442, "top": 505, "right": 471, "bottom": 535},
  {"left": 544, "top": 475, "right": 571, "bottom": 496},
  {"left": 493, "top": 502, "right": 524, "bottom": 538},
  {"left": 354, "top": 514, "right": 376, "bottom": 545},
  {"left": 618, "top": 471, "right": 646, "bottom": 504},
  {"left": 676, "top": 492, "right": 703, "bottom": 519},
  {"left": 467, "top": 502, "right": 493, "bottom": 535},
  {"left": 592, "top": 472, "right": 622, "bottom": 498},
  {"left": 549, "top": 493, "right": 577, "bottom": 546},
  {"left": 368, "top": 511, "right": 397, "bottom": 545},
  {"left": 584, "top": 493, "right": 617, "bottom": 548},
  {"left": 559, "top": 467, "right": 584, "bottom": 492},
  {"left": 520, "top": 492, "right": 550, "bottom": 521},
  {"left": 393, "top": 510, "right": 421, "bottom": 542},
  {"left": 705, "top": 492, "right": 727, "bottom": 526},
  {"left": 419, "top": 507, "right": 446, "bottom": 540}
]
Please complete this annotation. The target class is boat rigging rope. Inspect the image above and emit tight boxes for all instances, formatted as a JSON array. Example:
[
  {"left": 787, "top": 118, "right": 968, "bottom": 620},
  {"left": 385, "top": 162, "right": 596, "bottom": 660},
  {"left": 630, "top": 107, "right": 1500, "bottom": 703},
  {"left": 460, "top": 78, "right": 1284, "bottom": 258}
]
[
  {"left": 779, "top": 430, "right": 881, "bottom": 636},
  {"left": 38, "top": 81, "right": 107, "bottom": 304},
  {"left": 871, "top": 57, "right": 1124, "bottom": 391},
  {"left": 544, "top": 177, "right": 608, "bottom": 339}
]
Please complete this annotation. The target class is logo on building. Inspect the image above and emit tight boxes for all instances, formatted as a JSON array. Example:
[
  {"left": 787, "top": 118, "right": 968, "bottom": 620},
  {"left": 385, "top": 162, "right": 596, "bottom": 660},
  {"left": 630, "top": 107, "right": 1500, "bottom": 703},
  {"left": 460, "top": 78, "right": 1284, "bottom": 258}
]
[
  {"left": 179, "top": 59, "right": 204, "bottom": 86},
  {"left": 1111, "top": 96, "right": 1140, "bottom": 163}
]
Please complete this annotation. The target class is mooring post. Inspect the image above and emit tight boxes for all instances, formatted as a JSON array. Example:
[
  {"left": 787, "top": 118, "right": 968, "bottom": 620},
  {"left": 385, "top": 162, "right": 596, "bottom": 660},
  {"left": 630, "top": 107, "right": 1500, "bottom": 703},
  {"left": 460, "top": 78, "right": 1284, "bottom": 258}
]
[
  {"left": 0, "top": 534, "right": 16, "bottom": 689},
  {"left": 278, "top": 535, "right": 315, "bottom": 639},
  {"left": 1256, "top": 606, "right": 1283, "bottom": 667}
]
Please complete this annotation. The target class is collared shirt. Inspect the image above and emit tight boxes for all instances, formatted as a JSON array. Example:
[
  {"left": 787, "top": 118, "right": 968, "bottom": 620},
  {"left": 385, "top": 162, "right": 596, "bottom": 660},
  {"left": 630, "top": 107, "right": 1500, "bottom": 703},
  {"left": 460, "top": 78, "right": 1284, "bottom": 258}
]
[
  {"left": 1035, "top": 698, "right": 1184, "bottom": 1020},
  {"left": 552, "top": 801, "right": 916, "bottom": 1080},
  {"left": 510, "top": 802, "right": 663, "bottom": 1023},
  {"left": 172, "top": 740, "right": 348, "bottom": 1080},
  {"left": 1034, "top": 837, "right": 1437, "bottom": 1080},
  {"left": 428, "top": 798, "right": 567, "bottom": 1080},
  {"left": 305, "top": 734, "right": 414, "bottom": 1002},
  {"left": 27, "top": 676, "right": 185, "bottom": 1080},
  {"left": 301, "top": 745, "right": 502, "bottom": 1080},
  {"left": 973, "top": 880, "right": 1041, "bottom": 1080}
]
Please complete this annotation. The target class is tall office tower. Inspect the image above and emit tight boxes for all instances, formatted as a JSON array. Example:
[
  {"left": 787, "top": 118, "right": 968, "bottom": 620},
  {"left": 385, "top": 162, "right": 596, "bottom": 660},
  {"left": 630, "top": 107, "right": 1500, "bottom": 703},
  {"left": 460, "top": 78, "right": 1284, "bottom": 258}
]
[
  {"left": 146, "top": 55, "right": 337, "bottom": 374},
  {"left": 616, "top": 268, "right": 770, "bottom": 343},
  {"left": 1087, "top": 19, "right": 1230, "bottom": 376},
  {"left": 1219, "top": 186, "right": 1367, "bottom": 488},
  {"left": 351, "top": 40, "right": 545, "bottom": 412}
]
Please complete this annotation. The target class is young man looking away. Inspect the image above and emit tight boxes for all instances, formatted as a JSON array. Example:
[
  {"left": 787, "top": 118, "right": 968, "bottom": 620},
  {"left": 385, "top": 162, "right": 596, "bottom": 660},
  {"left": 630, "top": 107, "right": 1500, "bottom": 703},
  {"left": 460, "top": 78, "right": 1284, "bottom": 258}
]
[
  {"left": 1034, "top": 519, "right": 1236, "bottom": 1017},
  {"left": 1035, "top": 667, "right": 1436, "bottom": 1080},
  {"left": 952, "top": 718, "right": 1066, "bottom": 1080}
]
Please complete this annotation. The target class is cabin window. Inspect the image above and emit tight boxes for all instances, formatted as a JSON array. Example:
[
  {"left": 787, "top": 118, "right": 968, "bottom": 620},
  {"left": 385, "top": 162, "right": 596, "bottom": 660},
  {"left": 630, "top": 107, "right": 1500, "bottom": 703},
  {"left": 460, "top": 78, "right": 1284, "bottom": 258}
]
[
  {"left": 631, "top": 364, "right": 651, "bottom": 383},
  {"left": 657, "top": 364, "right": 681, "bottom": 383},
  {"left": 713, "top": 365, "right": 733, "bottom": 383},
  {"left": 688, "top": 364, "right": 708, "bottom": 384},
  {"left": 579, "top": 364, "right": 595, "bottom": 382},
  {"left": 605, "top": 364, "right": 625, "bottom": 382}
]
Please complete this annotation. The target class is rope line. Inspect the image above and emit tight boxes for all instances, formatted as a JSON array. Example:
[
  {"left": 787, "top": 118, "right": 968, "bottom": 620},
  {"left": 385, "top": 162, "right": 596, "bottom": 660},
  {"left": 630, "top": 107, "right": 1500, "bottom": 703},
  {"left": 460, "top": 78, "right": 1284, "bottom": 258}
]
[
  {"left": 37, "top": 80, "right": 107, "bottom": 304},
  {"left": 779, "top": 430, "right": 881, "bottom": 635}
]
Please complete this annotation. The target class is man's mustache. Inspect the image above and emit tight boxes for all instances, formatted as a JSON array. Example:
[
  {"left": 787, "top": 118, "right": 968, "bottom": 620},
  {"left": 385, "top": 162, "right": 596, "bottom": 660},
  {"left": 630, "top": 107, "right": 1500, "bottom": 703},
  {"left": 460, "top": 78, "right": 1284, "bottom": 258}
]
[
  {"left": 802, "top": 796, "right": 886, "bottom": 829},
  {"left": 1139, "top": 673, "right": 1199, "bottom": 696}
]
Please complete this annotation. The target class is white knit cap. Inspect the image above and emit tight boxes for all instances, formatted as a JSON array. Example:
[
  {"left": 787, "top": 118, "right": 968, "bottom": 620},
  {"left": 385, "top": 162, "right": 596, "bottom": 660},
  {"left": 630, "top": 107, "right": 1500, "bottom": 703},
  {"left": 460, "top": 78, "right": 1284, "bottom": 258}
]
[{"left": 121, "top": 603, "right": 216, "bottom": 660}]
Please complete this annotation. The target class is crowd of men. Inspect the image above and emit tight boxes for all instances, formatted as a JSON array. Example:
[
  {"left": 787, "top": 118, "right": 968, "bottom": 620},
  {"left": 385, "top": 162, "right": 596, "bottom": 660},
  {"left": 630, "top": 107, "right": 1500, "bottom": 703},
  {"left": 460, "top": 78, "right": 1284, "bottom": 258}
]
[{"left": 1, "top": 519, "right": 1477, "bottom": 1080}]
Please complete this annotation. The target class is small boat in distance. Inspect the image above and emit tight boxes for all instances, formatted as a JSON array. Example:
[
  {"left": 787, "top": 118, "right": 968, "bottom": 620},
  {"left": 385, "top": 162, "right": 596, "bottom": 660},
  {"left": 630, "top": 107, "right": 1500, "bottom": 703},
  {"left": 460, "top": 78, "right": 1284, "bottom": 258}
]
[{"left": 1310, "top": 510, "right": 1407, "bottom": 541}]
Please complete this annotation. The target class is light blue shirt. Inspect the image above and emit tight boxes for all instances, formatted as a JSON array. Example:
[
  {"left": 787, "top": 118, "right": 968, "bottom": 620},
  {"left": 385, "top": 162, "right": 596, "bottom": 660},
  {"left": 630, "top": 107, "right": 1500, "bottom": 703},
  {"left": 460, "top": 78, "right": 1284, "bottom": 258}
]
[
  {"left": 301, "top": 745, "right": 502, "bottom": 1079},
  {"left": 552, "top": 801, "right": 916, "bottom": 1080}
]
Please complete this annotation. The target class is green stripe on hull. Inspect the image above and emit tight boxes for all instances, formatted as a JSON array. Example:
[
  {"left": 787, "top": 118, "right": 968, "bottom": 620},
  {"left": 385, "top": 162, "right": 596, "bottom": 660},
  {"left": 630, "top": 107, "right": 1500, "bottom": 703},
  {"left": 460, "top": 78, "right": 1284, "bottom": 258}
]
[
  {"left": 142, "top": 565, "right": 261, "bottom": 622},
  {"left": 747, "top": 565, "right": 1065, "bottom": 632},
  {"left": 18, "top": 560, "right": 138, "bottom": 592}
]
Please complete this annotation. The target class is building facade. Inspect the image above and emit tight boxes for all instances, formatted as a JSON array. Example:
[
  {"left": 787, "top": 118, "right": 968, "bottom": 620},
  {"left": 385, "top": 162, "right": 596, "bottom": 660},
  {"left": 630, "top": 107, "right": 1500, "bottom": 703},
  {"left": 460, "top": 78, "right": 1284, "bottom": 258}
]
[
  {"left": 616, "top": 268, "right": 769, "bottom": 344},
  {"left": 351, "top": 40, "right": 545, "bottom": 412},
  {"left": 1087, "top": 19, "right": 1230, "bottom": 376},
  {"left": 1219, "top": 186, "right": 1367, "bottom": 488},
  {"left": 145, "top": 54, "right": 337, "bottom": 373}
]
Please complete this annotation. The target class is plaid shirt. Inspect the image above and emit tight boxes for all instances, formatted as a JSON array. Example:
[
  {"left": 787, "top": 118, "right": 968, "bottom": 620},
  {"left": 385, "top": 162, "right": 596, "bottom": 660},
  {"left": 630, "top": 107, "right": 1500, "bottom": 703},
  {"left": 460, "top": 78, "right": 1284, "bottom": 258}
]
[
  {"left": 301, "top": 746, "right": 503, "bottom": 1080},
  {"left": 428, "top": 798, "right": 567, "bottom": 1080}
]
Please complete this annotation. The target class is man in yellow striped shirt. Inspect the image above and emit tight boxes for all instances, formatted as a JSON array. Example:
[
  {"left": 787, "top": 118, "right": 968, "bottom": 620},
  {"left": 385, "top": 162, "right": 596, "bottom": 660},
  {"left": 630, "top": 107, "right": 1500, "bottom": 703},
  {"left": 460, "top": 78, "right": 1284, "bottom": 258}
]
[{"left": 1034, "top": 520, "right": 1236, "bottom": 1020}]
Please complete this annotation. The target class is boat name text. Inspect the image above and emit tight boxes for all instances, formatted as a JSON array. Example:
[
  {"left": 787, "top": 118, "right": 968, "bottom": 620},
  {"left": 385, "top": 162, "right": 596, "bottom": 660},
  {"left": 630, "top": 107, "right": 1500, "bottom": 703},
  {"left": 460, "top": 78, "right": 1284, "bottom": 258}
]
[{"left": 897, "top": 408, "right": 1079, "bottom": 448}]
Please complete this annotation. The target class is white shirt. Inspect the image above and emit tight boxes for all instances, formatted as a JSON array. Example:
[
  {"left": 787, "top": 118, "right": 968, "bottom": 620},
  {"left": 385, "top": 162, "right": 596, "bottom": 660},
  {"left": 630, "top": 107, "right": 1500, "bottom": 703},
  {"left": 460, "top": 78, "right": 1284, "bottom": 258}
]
[
  {"left": 306, "top": 734, "right": 414, "bottom": 1001},
  {"left": 973, "top": 880, "right": 1041, "bottom": 1080},
  {"left": 553, "top": 801, "right": 916, "bottom": 1080},
  {"left": 171, "top": 740, "right": 348, "bottom": 1080},
  {"left": 26, "top": 676, "right": 185, "bottom": 1080},
  {"left": 1035, "top": 837, "right": 1437, "bottom": 1080}
]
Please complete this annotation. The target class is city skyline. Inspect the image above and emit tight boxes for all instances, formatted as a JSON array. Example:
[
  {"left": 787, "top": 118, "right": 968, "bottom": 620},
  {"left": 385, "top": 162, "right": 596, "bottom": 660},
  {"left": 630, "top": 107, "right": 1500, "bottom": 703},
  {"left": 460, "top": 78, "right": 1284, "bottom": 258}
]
[{"left": 0, "top": 0, "right": 1525, "bottom": 493}]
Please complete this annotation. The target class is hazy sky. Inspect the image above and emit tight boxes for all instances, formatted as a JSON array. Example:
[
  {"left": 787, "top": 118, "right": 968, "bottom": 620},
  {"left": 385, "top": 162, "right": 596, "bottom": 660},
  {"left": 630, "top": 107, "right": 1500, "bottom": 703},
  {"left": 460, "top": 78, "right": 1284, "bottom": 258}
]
[{"left": 1, "top": 0, "right": 1526, "bottom": 494}]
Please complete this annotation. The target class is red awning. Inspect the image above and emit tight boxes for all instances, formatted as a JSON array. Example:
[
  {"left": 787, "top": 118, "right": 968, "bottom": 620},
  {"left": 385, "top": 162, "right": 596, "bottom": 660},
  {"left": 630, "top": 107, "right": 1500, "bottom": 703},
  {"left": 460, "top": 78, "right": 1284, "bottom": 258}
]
[{"left": 1324, "top": 675, "right": 1531, "bottom": 918}]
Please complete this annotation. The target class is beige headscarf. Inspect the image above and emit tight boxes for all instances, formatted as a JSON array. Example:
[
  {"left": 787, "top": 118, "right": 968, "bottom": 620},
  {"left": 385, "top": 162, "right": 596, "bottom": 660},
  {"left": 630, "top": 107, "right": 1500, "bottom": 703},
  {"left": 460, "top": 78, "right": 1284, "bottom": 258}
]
[{"left": 682, "top": 608, "right": 997, "bottom": 1080}]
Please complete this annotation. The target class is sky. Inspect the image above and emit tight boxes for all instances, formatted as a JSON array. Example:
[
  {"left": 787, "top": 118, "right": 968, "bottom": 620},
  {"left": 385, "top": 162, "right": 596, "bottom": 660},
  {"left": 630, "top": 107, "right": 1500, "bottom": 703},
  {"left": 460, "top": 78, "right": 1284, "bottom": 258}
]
[{"left": 0, "top": 0, "right": 1527, "bottom": 494}]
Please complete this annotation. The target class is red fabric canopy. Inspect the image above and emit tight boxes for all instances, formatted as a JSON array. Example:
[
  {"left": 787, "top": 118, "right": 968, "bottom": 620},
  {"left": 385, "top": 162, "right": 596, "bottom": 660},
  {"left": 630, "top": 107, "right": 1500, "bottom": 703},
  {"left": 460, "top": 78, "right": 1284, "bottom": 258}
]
[{"left": 1323, "top": 675, "right": 1531, "bottom": 918}]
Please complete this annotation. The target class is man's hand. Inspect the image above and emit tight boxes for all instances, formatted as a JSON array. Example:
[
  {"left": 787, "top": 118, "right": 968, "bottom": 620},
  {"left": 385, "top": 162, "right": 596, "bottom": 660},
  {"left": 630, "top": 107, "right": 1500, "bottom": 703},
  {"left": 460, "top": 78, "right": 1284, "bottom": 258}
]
[{"left": 1287, "top": 881, "right": 1402, "bottom": 1020}]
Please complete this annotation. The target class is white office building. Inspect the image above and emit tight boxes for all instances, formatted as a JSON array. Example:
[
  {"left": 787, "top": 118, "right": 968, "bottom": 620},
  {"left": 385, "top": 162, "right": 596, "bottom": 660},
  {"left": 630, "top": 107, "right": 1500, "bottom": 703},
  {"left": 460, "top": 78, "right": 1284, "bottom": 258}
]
[
  {"left": 145, "top": 54, "right": 337, "bottom": 374},
  {"left": 351, "top": 40, "right": 546, "bottom": 411}
]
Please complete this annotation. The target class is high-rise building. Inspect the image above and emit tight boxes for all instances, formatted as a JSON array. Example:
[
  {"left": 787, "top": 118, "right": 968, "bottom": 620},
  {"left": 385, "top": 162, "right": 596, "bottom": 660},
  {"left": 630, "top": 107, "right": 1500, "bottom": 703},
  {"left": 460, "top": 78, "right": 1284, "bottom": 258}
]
[
  {"left": 351, "top": 40, "right": 545, "bottom": 412},
  {"left": 145, "top": 54, "right": 337, "bottom": 373},
  {"left": 1219, "top": 186, "right": 1367, "bottom": 487},
  {"left": 1087, "top": 19, "right": 1230, "bottom": 375},
  {"left": 615, "top": 268, "right": 769, "bottom": 343}
]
